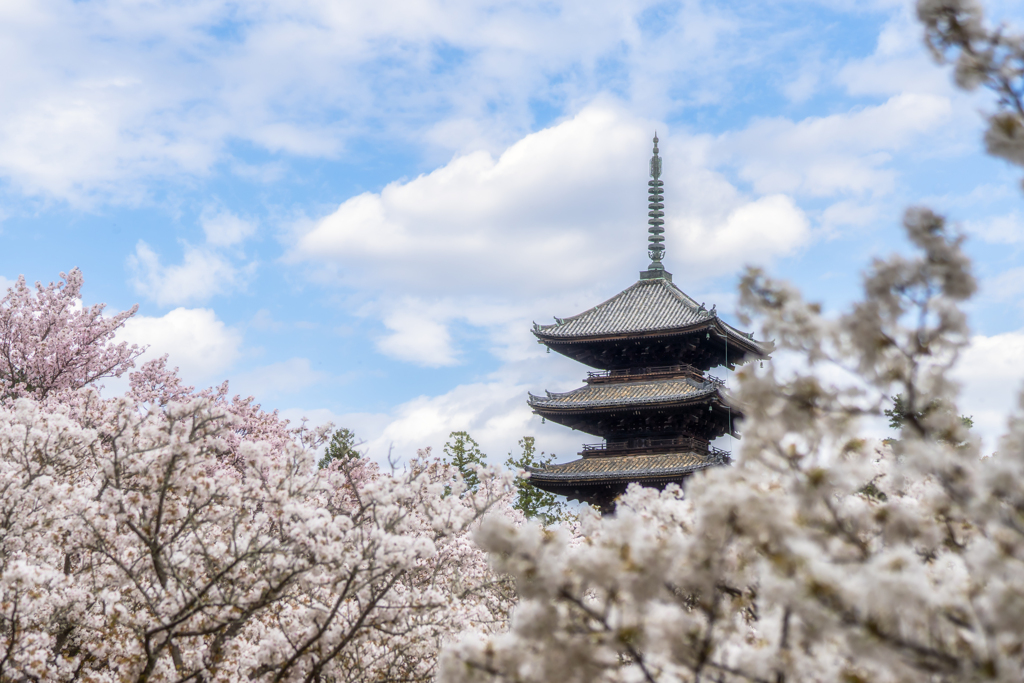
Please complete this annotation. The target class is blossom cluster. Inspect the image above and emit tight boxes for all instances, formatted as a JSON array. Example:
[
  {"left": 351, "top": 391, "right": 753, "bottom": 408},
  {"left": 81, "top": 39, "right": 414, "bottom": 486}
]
[
  {"left": 0, "top": 273, "right": 515, "bottom": 682},
  {"left": 440, "top": 212, "right": 1024, "bottom": 683}
]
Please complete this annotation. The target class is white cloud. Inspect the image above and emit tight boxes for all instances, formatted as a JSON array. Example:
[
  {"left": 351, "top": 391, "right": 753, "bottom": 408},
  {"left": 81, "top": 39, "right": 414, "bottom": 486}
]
[
  {"left": 271, "top": 342, "right": 594, "bottom": 466},
  {"left": 831, "top": 3, "right": 991, "bottom": 171},
  {"left": 201, "top": 209, "right": 256, "bottom": 247},
  {"left": 713, "top": 93, "right": 952, "bottom": 197},
  {"left": 289, "top": 103, "right": 813, "bottom": 365},
  {"left": 0, "top": 275, "right": 13, "bottom": 294},
  {"left": 922, "top": 183, "right": 1018, "bottom": 212},
  {"left": 955, "top": 331, "right": 1024, "bottom": 454},
  {"left": 965, "top": 211, "right": 1024, "bottom": 244},
  {"left": 377, "top": 304, "right": 459, "bottom": 367},
  {"left": 127, "top": 207, "right": 258, "bottom": 307},
  {"left": 836, "top": 7, "right": 951, "bottom": 98},
  {"left": 291, "top": 104, "right": 648, "bottom": 296},
  {"left": 128, "top": 240, "right": 250, "bottom": 306},
  {"left": 231, "top": 358, "right": 325, "bottom": 399},
  {"left": 675, "top": 194, "right": 810, "bottom": 274},
  {"left": 119, "top": 307, "right": 243, "bottom": 382},
  {"left": 0, "top": 0, "right": 750, "bottom": 203},
  {"left": 346, "top": 324, "right": 1024, "bottom": 471},
  {"left": 354, "top": 374, "right": 583, "bottom": 466}
]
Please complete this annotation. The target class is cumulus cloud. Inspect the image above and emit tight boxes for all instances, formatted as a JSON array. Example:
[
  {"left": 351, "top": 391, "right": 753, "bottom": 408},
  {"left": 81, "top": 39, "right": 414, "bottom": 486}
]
[
  {"left": 377, "top": 305, "right": 459, "bottom": 367},
  {"left": 127, "top": 205, "right": 259, "bottom": 307},
  {"left": 291, "top": 104, "right": 648, "bottom": 296},
  {"left": 675, "top": 194, "right": 810, "bottom": 274},
  {"left": 351, "top": 322, "right": 1024, "bottom": 471},
  {"left": 713, "top": 93, "right": 952, "bottom": 197},
  {"left": 128, "top": 241, "right": 250, "bottom": 306},
  {"left": 832, "top": 3, "right": 990, "bottom": 173},
  {"left": 119, "top": 307, "right": 243, "bottom": 382},
  {"left": 353, "top": 373, "right": 584, "bottom": 466},
  {"left": 755, "top": 285, "right": 1024, "bottom": 458},
  {"left": 289, "top": 103, "right": 813, "bottom": 365},
  {"left": 955, "top": 331, "right": 1024, "bottom": 454},
  {"left": 0, "top": 0, "right": 749, "bottom": 204}
]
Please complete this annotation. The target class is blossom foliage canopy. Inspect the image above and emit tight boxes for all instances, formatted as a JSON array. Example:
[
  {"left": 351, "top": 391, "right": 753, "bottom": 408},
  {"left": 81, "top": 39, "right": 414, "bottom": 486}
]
[
  {"left": 0, "top": 268, "right": 141, "bottom": 401},
  {"left": 0, "top": 271, "right": 516, "bottom": 682}
]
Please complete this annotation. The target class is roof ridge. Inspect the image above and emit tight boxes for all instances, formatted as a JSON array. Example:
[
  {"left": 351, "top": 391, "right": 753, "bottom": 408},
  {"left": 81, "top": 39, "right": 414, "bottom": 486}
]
[
  {"left": 533, "top": 276, "right": 714, "bottom": 339},
  {"left": 533, "top": 279, "right": 647, "bottom": 332},
  {"left": 659, "top": 277, "right": 702, "bottom": 308}
]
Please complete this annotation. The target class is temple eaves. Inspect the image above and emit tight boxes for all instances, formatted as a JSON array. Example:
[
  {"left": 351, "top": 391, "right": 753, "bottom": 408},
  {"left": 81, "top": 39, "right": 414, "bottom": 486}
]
[
  {"left": 526, "top": 451, "right": 724, "bottom": 485},
  {"left": 531, "top": 278, "right": 772, "bottom": 358},
  {"left": 527, "top": 376, "right": 719, "bottom": 410}
]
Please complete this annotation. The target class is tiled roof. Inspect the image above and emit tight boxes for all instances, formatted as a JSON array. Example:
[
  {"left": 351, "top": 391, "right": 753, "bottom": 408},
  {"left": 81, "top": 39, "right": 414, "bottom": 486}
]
[
  {"left": 534, "top": 278, "right": 707, "bottom": 339},
  {"left": 526, "top": 451, "right": 725, "bottom": 483},
  {"left": 532, "top": 277, "right": 773, "bottom": 357},
  {"left": 528, "top": 377, "right": 716, "bottom": 410}
]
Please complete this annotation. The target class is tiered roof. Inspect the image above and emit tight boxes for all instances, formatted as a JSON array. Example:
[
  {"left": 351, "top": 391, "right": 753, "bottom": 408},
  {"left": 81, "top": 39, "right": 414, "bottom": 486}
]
[
  {"left": 527, "top": 449, "right": 731, "bottom": 507},
  {"left": 534, "top": 278, "right": 705, "bottom": 337},
  {"left": 528, "top": 376, "right": 717, "bottom": 410},
  {"left": 529, "top": 450, "right": 726, "bottom": 483},
  {"left": 533, "top": 277, "right": 772, "bottom": 362}
]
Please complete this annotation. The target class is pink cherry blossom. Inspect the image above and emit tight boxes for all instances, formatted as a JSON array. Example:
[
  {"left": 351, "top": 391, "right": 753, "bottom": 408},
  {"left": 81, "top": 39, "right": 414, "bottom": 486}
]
[{"left": 0, "top": 268, "right": 141, "bottom": 402}]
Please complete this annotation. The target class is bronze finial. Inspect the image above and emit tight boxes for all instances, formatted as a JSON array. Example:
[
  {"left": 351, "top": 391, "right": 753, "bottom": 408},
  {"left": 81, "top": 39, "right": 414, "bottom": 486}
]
[
  {"left": 650, "top": 132, "right": 662, "bottom": 179},
  {"left": 647, "top": 133, "right": 665, "bottom": 270}
]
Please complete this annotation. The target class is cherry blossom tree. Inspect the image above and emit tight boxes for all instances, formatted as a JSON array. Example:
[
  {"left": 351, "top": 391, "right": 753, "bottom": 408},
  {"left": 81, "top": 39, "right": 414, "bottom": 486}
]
[
  {"left": 127, "top": 354, "right": 317, "bottom": 472},
  {"left": 0, "top": 391, "right": 515, "bottom": 682},
  {"left": 441, "top": 208, "right": 997, "bottom": 683},
  {"left": 0, "top": 272, "right": 516, "bottom": 681},
  {"left": 0, "top": 269, "right": 141, "bottom": 402},
  {"left": 439, "top": 4, "right": 1024, "bottom": 682},
  {"left": 918, "top": 0, "right": 1024, "bottom": 175}
]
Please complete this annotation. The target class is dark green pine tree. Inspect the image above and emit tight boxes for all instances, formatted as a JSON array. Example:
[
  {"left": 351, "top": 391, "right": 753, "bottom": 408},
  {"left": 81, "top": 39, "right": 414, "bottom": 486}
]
[
  {"left": 505, "top": 436, "right": 566, "bottom": 526},
  {"left": 884, "top": 393, "right": 913, "bottom": 431},
  {"left": 443, "top": 431, "right": 487, "bottom": 492},
  {"left": 317, "top": 428, "right": 362, "bottom": 469},
  {"left": 884, "top": 394, "right": 973, "bottom": 435}
]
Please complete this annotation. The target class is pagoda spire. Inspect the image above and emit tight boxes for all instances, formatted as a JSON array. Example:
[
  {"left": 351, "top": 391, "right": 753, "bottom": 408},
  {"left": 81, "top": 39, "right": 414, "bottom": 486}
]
[{"left": 640, "top": 133, "right": 672, "bottom": 281}]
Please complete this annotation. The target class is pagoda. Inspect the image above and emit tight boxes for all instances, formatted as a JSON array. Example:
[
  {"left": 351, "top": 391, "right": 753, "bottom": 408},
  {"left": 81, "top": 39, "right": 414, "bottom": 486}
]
[{"left": 526, "top": 135, "right": 773, "bottom": 511}]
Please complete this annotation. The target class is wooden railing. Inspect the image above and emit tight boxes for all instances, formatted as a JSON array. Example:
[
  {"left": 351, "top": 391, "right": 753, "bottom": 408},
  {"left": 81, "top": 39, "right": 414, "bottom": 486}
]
[
  {"left": 579, "top": 436, "right": 730, "bottom": 460},
  {"left": 585, "top": 363, "right": 725, "bottom": 386}
]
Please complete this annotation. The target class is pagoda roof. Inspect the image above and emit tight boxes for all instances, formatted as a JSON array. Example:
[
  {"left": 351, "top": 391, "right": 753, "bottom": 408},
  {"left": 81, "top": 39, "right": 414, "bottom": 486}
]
[
  {"left": 528, "top": 376, "right": 718, "bottom": 412},
  {"left": 535, "top": 278, "right": 704, "bottom": 338},
  {"left": 526, "top": 450, "right": 727, "bottom": 486},
  {"left": 532, "top": 277, "right": 772, "bottom": 358}
]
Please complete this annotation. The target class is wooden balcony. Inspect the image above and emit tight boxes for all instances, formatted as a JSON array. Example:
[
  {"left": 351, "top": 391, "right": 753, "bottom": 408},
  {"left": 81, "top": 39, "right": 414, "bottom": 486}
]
[
  {"left": 579, "top": 436, "right": 730, "bottom": 460},
  {"left": 585, "top": 363, "right": 725, "bottom": 386}
]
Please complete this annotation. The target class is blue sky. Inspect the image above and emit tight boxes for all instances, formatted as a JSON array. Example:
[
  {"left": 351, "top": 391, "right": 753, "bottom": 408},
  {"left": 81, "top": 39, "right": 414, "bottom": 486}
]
[{"left": 2, "top": 0, "right": 1024, "bottom": 461}]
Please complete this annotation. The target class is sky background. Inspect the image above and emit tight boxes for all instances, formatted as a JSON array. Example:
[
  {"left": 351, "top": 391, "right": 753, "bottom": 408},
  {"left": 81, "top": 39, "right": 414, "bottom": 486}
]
[{"left": 3, "top": 0, "right": 1024, "bottom": 464}]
